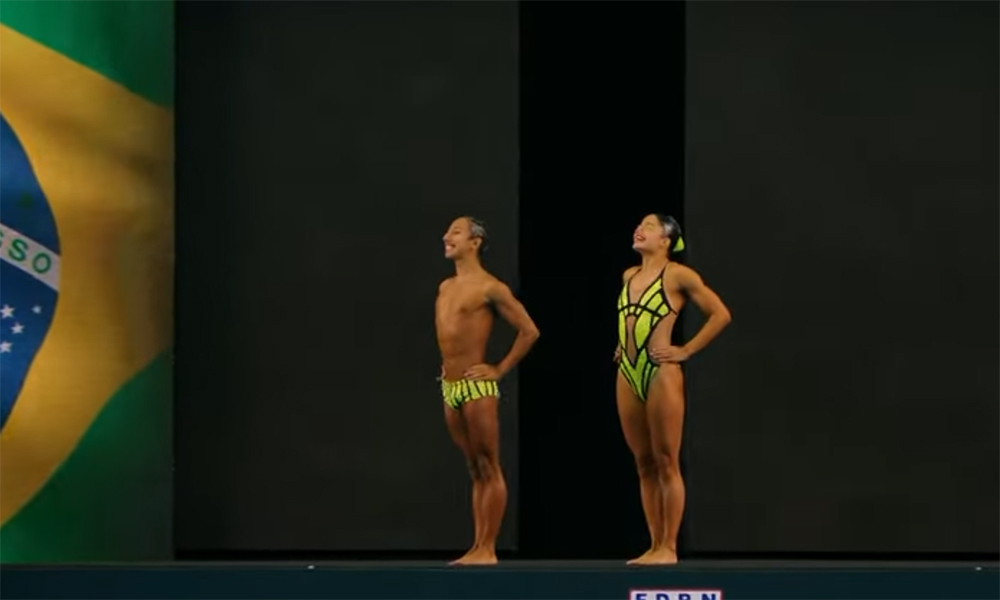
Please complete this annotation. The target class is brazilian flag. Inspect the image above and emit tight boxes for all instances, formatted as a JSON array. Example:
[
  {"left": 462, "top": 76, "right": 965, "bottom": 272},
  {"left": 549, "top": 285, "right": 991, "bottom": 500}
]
[{"left": 0, "top": 1, "right": 173, "bottom": 561}]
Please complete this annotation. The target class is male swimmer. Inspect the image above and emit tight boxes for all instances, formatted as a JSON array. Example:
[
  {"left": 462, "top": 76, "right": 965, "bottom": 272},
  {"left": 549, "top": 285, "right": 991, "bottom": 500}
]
[
  {"left": 435, "top": 216, "right": 540, "bottom": 565},
  {"left": 615, "top": 214, "right": 731, "bottom": 565}
]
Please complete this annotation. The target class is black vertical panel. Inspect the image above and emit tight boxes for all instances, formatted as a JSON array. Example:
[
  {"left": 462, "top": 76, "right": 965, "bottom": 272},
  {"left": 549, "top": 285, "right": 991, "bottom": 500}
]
[
  {"left": 684, "top": 1, "right": 999, "bottom": 553},
  {"left": 519, "top": 2, "right": 686, "bottom": 558},
  {"left": 174, "top": 1, "right": 243, "bottom": 552},
  {"left": 176, "top": 1, "right": 519, "bottom": 552}
]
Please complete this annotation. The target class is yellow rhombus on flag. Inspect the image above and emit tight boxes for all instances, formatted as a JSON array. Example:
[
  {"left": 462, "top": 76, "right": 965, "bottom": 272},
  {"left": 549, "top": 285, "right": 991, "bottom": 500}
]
[{"left": 0, "top": 0, "right": 174, "bottom": 562}]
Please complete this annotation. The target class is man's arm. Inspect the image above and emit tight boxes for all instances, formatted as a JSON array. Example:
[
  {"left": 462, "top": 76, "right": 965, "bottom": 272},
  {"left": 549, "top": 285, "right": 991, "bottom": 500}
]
[
  {"left": 676, "top": 265, "right": 731, "bottom": 358},
  {"left": 488, "top": 281, "right": 540, "bottom": 378}
]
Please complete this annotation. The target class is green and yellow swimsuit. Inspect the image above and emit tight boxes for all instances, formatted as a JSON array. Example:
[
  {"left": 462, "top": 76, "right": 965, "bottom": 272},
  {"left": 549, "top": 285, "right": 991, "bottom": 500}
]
[{"left": 616, "top": 267, "right": 675, "bottom": 402}]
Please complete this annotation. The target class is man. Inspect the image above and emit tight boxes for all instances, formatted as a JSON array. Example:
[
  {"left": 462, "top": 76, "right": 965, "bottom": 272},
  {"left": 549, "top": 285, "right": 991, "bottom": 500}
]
[{"left": 435, "top": 216, "right": 539, "bottom": 565}]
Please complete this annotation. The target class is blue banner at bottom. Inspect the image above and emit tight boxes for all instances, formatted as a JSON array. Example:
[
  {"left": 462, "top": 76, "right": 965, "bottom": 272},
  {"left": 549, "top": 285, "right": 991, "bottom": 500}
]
[{"left": 1, "top": 562, "right": 996, "bottom": 600}]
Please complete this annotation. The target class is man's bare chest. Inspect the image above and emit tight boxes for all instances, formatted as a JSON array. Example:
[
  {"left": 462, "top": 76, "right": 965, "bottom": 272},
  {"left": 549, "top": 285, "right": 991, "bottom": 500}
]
[{"left": 437, "top": 286, "right": 490, "bottom": 317}]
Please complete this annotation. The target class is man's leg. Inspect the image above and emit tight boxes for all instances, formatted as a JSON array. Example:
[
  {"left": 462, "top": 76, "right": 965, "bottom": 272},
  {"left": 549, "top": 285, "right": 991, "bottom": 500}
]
[
  {"left": 616, "top": 372, "right": 661, "bottom": 564},
  {"left": 644, "top": 365, "right": 686, "bottom": 565},
  {"left": 443, "top": 403, "right": 483, "bottom": 564},
  {"left": 460, "top": 395, "right": 505, "bottom": 565}
]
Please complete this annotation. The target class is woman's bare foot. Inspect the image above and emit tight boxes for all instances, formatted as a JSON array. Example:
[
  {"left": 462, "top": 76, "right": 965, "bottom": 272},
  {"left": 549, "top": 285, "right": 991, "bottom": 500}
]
[
  {"left": 626, "top": 548, "right": 655, "bottom": 565},
  {"left": 449, "top": 546, "right": 480, "bottom": 565}
]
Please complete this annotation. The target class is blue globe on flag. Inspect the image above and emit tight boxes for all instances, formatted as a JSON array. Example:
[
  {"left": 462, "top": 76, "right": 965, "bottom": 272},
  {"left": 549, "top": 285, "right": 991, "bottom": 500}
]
[{"left": 0, "top": 114, "right": 61, "bottom": 429}]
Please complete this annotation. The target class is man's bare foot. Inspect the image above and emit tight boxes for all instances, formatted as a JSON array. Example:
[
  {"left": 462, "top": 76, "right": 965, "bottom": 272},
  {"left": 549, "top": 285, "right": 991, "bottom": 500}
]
[
  {"left": 455, "top": 549, "right": 498, "bottom": 565},
  {"left": 449, "top": 547, "right": 479, "bottom": 565},
  {"left": 626, "top": 548, "right": 655, "bottom": 565},
  {"left": 642, "top": 548, "right": 678, "bottom": 565}
]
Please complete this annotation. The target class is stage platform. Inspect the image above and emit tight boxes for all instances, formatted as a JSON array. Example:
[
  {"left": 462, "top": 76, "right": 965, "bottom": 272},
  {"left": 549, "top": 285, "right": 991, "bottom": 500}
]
[{"left": 3, "top": 560, "right": 997, "bottom": 599}]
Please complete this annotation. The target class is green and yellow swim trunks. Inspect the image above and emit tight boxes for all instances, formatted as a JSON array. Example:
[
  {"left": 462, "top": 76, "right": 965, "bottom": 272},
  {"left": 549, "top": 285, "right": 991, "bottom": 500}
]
[{"left": 441, "top": 378, "right": 500, "bottom": 410}]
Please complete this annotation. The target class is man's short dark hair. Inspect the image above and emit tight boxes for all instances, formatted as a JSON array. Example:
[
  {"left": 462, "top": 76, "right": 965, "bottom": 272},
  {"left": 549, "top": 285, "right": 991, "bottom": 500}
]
[{"left": 466, "top": 216, "right": 489, "bottom": 255}]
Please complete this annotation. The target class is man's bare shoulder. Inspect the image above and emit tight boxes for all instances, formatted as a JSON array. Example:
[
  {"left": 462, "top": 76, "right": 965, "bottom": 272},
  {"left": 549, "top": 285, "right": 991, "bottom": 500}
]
[
  {"left": 481, "top": 271, "right": 505, "bottom": 287},
  {"left": 439, "top": 273, "right": 501, "bottom": 295},
  {"left": 472, "top": 272, "right": 505, "bottom": 298},
  {"left": 438, "top": 277, "right": 457, "bottom": 293},
  {"left": 623, "top": 265, "right": 641, "bottom": 283}
]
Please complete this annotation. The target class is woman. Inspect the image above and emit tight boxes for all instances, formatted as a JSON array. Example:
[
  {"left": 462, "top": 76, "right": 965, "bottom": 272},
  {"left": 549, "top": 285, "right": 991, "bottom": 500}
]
[{"left": 614, "top": 214, "right": 731, "bottom": 565}]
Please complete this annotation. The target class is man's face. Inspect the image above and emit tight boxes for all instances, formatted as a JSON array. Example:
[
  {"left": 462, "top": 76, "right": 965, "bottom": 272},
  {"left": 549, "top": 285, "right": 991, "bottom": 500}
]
[
  {"left": 443, "top": 217, "right": 480, "bottom": 259},
  {"left": 632, "top": 214, "right": 669, "bottom": 253}
]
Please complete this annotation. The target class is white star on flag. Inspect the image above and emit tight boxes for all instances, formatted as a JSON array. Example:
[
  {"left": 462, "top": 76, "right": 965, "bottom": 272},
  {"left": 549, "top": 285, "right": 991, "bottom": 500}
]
[
  {"left": 12, "top": 323, "right": 24, "bottom": 334},
  {"left": 0, "top": 341, "right": 11, "bottom": 353},
  {"left": 1, "top": 305, "right": 13, "bottom": 319}
]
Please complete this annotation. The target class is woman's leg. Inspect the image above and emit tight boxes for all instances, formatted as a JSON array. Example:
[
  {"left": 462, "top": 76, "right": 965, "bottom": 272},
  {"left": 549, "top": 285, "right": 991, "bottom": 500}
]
[
  {"left": 644, "top": 365, "right": 686, "bottom": 564},
  {"left": 616, "top": 371, "right": 661, "bottom": 564}
]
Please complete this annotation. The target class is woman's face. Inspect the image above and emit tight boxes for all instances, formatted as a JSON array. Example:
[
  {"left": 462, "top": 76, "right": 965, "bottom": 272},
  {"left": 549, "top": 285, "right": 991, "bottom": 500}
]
[{"left": 632, "top": 214, "right": 668, "bottom": 254}]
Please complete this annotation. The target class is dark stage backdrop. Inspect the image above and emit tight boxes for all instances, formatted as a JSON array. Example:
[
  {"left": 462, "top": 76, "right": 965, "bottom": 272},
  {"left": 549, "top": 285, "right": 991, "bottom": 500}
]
[
  {"left": 518, "top": 1, "right": 687, "bottom": 559},
  {"left": 684, "top": 2, "right": 999, "bottom": 553},
  {"left": 175, "top": 2, "right": 519, "bottom": 551}
]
